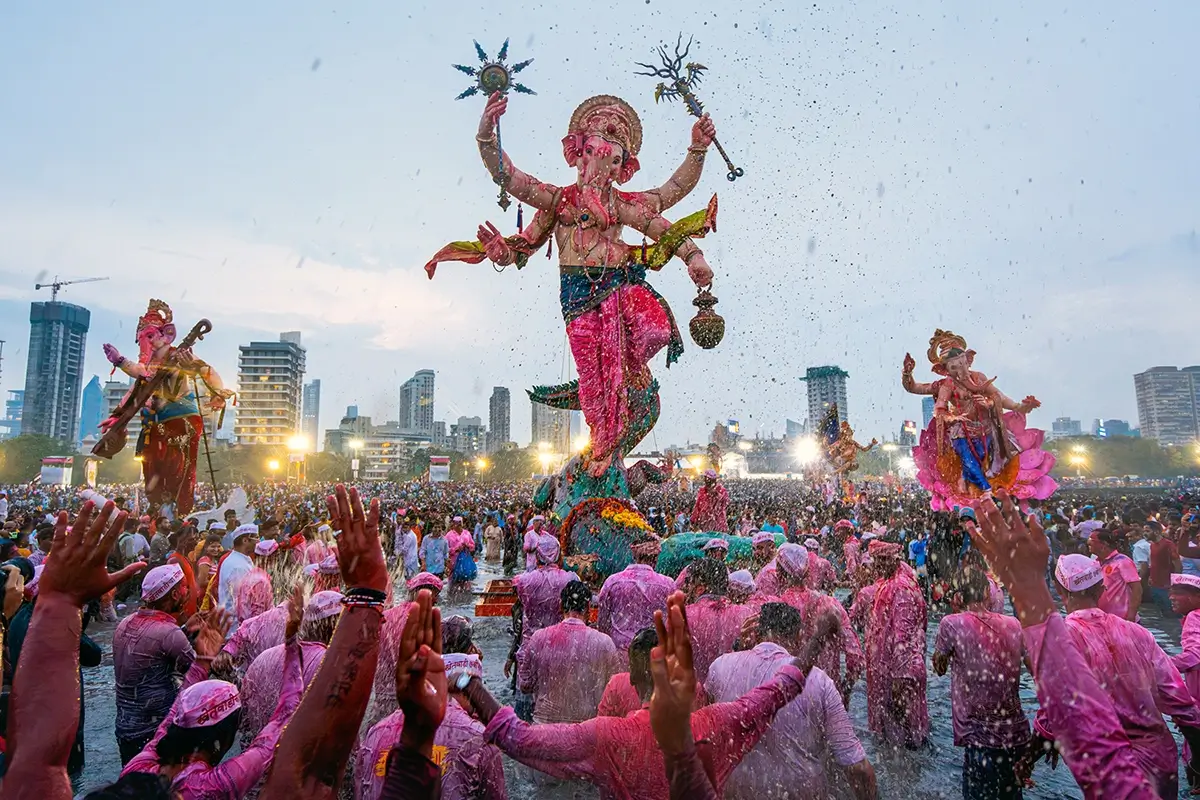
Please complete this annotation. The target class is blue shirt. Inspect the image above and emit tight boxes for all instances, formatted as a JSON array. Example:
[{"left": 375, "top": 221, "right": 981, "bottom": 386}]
[
  {"left": 420, "top": 535, "right": 449, "bottom": 575},
  {"left": 760, "top": 523, "right": 785, "bottom": 534},
  {"left": 909, "top": 539, "right": 927, "bottom": 567}
]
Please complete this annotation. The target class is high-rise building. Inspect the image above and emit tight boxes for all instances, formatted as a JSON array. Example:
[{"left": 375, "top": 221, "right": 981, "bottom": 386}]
[
  {"left": 531, "top": 401, "right": 571, "bottom": 454},
  {"left": 488, "top": 387, "right": 511, "bottom": 449},
  {"left": 102, "top": 379, "right": 141, "bottom": 445},
  {"left": 785, "top": 418, "right": 806, "bottom": 438},
  {"left": 432, "top": 420, "right": 450, "bottom": 450},
  {"left": 399, "top": 370, "right": 435, "bottom": 434},
  {"left": 1093, "top": 418, "right": 1135, "bottom": 438},
  {"left": 800, "top": 366, "right": 849, "bottom": 432},
  {"left": 1049, "top": 417, "right": 1083, "bottom": 441},
  {"left": 21, "top": 301, "right": 90, "bottom": 442},
  {"left": 1134, "top": 366, "right": 1200, "bottom": 445},
  {"left": 78, "top": 375, "right": 104, "bottom": 445},
  {"left": 234, "top": 333, "right": 307, "bottom": 446},
  {"left": 450, "top": 415, "right": 486, "bottom": 454},
  {"left": 301, "top": 380, "right": 321, "bottom": 450},
  {"left": 921, "top": 396, "right": 936, "bottom": 428},
  {"left": 0, "top": 390, "right": 24, "bottom": 441}
]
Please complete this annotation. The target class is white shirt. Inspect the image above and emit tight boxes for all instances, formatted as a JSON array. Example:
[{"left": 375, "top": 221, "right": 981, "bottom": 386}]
[
  {"left": 1131, "top": 538, "right": 1152, "bottom": 565},
  {"left": 0, "top": 498, "right": 9, "bottom": 521},
  {"left": 396, "top": 529, "right": 419, "bottom": 574},
  {"left": 217, "top": 550, "right": 255, "bottom": 622}
]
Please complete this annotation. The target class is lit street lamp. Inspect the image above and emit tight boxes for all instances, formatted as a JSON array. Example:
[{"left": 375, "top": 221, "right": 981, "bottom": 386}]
[
  {"left": 793, "top": 437, "right": 821, "bottom": 467},
  {"left": 267, "top": 459, "right": 281, "bottom": 481},
  {"left": 475, "top": 457, "right": 489, "bottom": 479},
  {"left": 349, "top": 439, "right": 364, "bottom": 481},
  {"left": 538, "top": 451, "right": 554, "bottom": 475}
]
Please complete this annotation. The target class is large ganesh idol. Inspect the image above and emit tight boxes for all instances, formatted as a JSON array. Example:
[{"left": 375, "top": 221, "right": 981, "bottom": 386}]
[
  {"left": 98, "top": 300, "right": 232, "bottom": 517},
  {"left": 426, "top": 92, "right": 719, "bottom": 491},
  {"left": 902, "top": 330, "right": 1057, "bottom": 511}
]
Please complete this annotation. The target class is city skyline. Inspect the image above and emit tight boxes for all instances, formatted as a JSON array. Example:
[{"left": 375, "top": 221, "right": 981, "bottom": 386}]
[{"left": 2, "top": 3, "right": 1198, "bottom": 447}]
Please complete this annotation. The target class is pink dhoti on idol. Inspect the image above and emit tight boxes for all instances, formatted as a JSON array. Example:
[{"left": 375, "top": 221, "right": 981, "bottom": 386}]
[{"left": 903, "top": 329, "right": 1057, "bottom": 511}]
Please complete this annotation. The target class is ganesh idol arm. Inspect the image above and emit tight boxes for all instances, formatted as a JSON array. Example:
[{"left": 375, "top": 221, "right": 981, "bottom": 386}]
[
  {"left": 476, "top": 91, "right": 558, "bottom": 211},
  {"left": 622, "top": 203, "right": 716, "bottom": 287},
  {"left": 901, "top": 353, "right": 936, "bottom": 395},
  {"left": 644, "top": 114, "right": 716, "bottom": 214},
  {"left": 102, "top": 343, "right": 151, "bottom": 379},
  {"left": 990, "top": 385, "right": 1041, "bottom": 415}
]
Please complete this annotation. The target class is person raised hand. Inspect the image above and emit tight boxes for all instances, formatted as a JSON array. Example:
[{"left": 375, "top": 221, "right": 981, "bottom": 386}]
[
  {"left": 284, "top": 584, "right": 305, "bottom": 640},
  {"left": 325, "top": 484, "right": 387, "bottom": 593},
  {"left": 396, "top": 589, "right": 446, "bottom": 758},
  {"left": 39, "top": 500, "right": 138, "bottom": 606},
  {"left": 194, "top": 609, "right": 232, "bottom": 659},
  {"left": 650, "top": 590, "right": 697, "bottom": 757},
  {"left": 967, "top": 491, "right": 1055, "bottom": 627}
]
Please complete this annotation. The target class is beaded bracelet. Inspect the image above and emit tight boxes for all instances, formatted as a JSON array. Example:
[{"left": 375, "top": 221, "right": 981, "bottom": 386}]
[
  {"left": 341, "top": 597, "right": 385, "bottom": 613},
  {"left": 344, "top": 586, "right": 387, "bottom": 603}
]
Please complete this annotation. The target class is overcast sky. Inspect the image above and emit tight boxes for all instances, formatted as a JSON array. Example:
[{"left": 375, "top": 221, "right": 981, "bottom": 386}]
[{"left": 2, "top": 1, "right": 1197, "bottom": 449}]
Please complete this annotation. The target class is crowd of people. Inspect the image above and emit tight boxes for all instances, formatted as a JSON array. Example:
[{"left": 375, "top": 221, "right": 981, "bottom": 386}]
[{"left": 0, "top": 475, "right": 1198, "bottom": 799}]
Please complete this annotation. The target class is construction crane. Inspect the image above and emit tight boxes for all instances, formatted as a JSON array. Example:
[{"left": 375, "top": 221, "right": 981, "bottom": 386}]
[{"left": 34, "top": 275, "right": 109, "bottom": 302}]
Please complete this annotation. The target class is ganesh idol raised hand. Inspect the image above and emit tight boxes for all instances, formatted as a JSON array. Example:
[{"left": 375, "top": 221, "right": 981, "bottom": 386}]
[
  {"left": 901, "top": 330, "right": 1057, "bottom": 511},
  {"left": 427, "top": 91, "right": 722, "bottom": 480}
]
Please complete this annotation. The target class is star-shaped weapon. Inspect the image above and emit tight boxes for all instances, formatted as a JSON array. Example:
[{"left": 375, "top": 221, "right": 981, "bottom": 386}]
[
  {"left": 635, "top": 35, "right": 744, "bottom": 182},
  {"left": 454, "top": 39, "right": 535, "bottom": 210}
]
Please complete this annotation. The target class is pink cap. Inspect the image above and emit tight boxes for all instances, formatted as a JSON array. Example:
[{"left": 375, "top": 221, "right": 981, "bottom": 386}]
[
  {"left": 803, "top": 538, "right": 820, "bottom": 550},
  {"left": 751, "top": 531, "right": 775, "bottom": 545},
  {"left": 407, "top": 572, "right": 444, "bottom": 593},
  {"left": 26, "top": 564, "right": 44, "bottom": 598},
  {"left": 867, "top": 539, "right": 902, "bottom": 558},
  {"left": 174, "top": 679, "right": 241, "bottom": 728},
  {"left": 443, "top": 652, "right": 483, "bottom": 684},
  {"left": 776, "top": 543, "right": 810, "bottom": 577},
  {"left": 141, "top": 564, "right": 185, "bottom": 602},
  {"left": 702, "top": 538, "right": 730, "bottom": 552},
  {"left": 305, "top": 590, "right": 345, "bottom": 622},
  {"left": 728, "top": 569, "right": 756, "bottom": 594},
  {"left": 318, "top": 554, "right": 340, "bottom": 575},
  {"left": 1055, "top": 554, "right": 1103, "bottom": 592},
  {"left": 254, "top": 539, "right": 279, "bottom": 557},
  {"left": 1171, "top": 573, "right": 1200, "bottom": 590},
  {"left": 834, "top": 519, "right": 855, "bottom": 532},
  {"left": 303, "top": 563, "right": 320, "bottom": 578},
  {"left": 703, "top": 469, "right": 718, "bottom": 479}
]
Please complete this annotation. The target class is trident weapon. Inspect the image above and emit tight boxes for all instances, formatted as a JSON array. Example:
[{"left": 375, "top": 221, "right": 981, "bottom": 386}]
[
  {"left": 453, "top": 39, "right": 536, "bottom": 212},
  {"left": 636, "top": 35, "right": 744, "bottom": 182}
]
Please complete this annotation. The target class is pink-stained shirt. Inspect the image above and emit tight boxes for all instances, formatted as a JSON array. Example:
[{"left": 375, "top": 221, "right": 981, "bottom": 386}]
[
  {"left": 597, "top": 564, "right": 675, "bottom": 660},
  {"left": 484, "top": 663, "right": 808, "bottom": 800},
  {"left": 1098, "top": 551, "right": 1141, "bottom": 620},
  {"left": 113, "top": 608, "right": 198, "bottom": 741},
  {"left": 220, "top": 601, "right": 288, "bottom": 672},
  {"left": 355, "top": 701, "right": 508, "bottom": 800},
  {"left": 370, "top": 601, "right": 413, "bottom": 726},
  {"left": 513, "top": 565, "right": 579, "bottom": 651},
  {"left": 304, "top": 539, "right": 331, "bottom": 565},
  {"left": 519, "top": 617, "right": 618, "bottom": 724},
  {"left": 766, "top": 587, "right": 864, "bottom": 698},
  {"left": 597, "top": 672, "right": 707, "bottom": 718},
  {"left": 1023, "top": 613, "right": 1158, "bottom": 799},
  {"left": 933, "top": 611, "right": 1030, "bottom": 748},
  {"left": 240, "top": 639, "right": 327, "bottom": 743},
  {"left": 522, "top": 530, "right": 540, "bottom": 572},
  {"left": 663, "top": 745, "right": 719, "bottom": 800},
  {"left": 864, "top": 569, "right": 929, "bottom": 747},
  {"left": 1172, "top": 608, "right": 1200, "bottom": 706},
  {"left": 754, "top": 560, "right": 779, "bottom": 598},
  {"left": 803, "top": 555, "right": 836, "bottom": 592},
  {"left": 987, "top": 576, "right": 1006, "bottom": 613},
  {"left": 446, "top": 528, "right": 475, "bottom": 564},
  {"left": 1033, "top": 607, "right": 1200, "bottom": 793},
  {"left": 706, "top": 645, "right": 866, "bottom": 800},
  {"left": 123, "top": 635, "right": 304, "bottom": 799},
  {"left": 686, "top": 595, "right": 753, "bottom": 686},
  {"left": 843, "top": 539, "right": 862, "bottom": 578},
  {"left": 690, "top": 483, "right": 729, "bottom": 533},
  {"left": 848, "top": 583, "right": 878, "bottom": 636}
]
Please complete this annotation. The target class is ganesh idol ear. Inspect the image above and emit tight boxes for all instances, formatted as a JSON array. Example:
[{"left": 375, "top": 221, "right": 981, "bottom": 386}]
[
  {"left": 616, "top": 154, "right": 640, "bottom": 185},
  {"left": 561, "top": 134, "right": 583, "bottom": 167}
]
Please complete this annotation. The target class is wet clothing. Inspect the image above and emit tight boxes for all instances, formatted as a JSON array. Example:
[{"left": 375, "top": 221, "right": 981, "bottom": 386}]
[
  {"left": 113, "top": 608, "right": 197, "bottom": 744},
  {"left": 512, "top": 566, "right": 579, "bottom": 656},
  {"left": 240, "top": 640, "right": 327, "bottom": 744},
  {"left": 597, "top": 672, "right": 707, "bottom": 719},
  {"left": 685, "top": 595, "right": 752, "bottom": 687},
  {"left": 707, "top": 646, "right": 866, "bottom": 800},
  {"left": 864, "top": 568, "right": 929, "bottom": 747},
  {"left": 420, "top": 534, "right": 449, "bottom": 577},
  {"left": 485, "top": 663, "right": 809, "bottom": 800},
  {"left": 220, "top": 601, "right": 288, "bottom": 672},
  {"left": 1098, "top": 551, "right": 1141, "bottom": 620},
  {"left": 358, "top": 702, "right": 508, "bottom": 800},
  {"left": 597, "top": 564, "right": 675, "bottom": 664},
  {"left": 518, "top": 617, "right": 618, "bottom": 724}
]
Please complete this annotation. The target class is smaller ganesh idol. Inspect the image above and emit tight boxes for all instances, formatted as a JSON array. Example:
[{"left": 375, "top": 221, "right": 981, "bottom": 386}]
[
  {"left": 902, "top": 329, "right": 1056, "bottom": 511},
  {"left": 94, "top": 299, "right": 232, "bottom": 518}
]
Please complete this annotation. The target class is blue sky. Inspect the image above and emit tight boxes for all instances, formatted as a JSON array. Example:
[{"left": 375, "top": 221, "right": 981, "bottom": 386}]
[{"left": 1, "top": 1, "right": 1197, "bottom": 447}]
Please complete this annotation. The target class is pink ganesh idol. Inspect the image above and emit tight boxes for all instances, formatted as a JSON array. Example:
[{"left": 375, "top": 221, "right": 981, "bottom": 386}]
[
  {"left": 427, "top": 92, "right": 719, "bottom": 480},
  {"left": 902, "top": 329, "right": 1057, "bottom": 511}
]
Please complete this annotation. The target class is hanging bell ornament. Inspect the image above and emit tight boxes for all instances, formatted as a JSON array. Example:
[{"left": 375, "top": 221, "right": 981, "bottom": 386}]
[{"left": 689, "top": 287, "right": 725, "bottom": 349}]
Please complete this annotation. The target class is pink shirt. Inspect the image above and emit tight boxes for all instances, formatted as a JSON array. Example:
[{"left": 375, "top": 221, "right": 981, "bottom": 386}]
[
  {"left": 221, "top": 601, "right": 288, "bottom": 672},
  {"left": 1098, "top": 552, "right": 1141, "bottom": 619},
  {"left": 1024, "top": 613, "right": 1158, "bottom": 798},
  {"left": 933, "top": 611, "right": 1030, "bottom": 748},
  {"left": 803, "top": 555, "right": 836, "bottom": 592},
  {"left": 240, "top": 640, "right": 327, "bottom": 743},
  {"left": 1172, "top": 608, "right": 1200, "bottom": 705},
  {"left": 706, "top": 644, "right": 866, "bottom": 800},
  {"left": 1034, "top": 607, "right": 1200, "bottom": 789},
  {"left": 686, "top": 595, "right": 753, "bottom": 686},
  {"left": 767, "top": 587, "right": 864, "bottom": 697},
  {"left": 597, "top": 564, "right": 675, "bottom": 657},
  {"left": 123, "top": 636, "right": 304, "bottom": 799},
  {"left": 513, "top": 565, "right": 579, "bottom": 650},
  {"left": 370, "top": 602, "right": 412, "bottom": 727},
  {"left": 522, "top": 530, "right": 540, "bottom": 572},
  {"left": 446, "top": 529, "right": 475, "bottom": 563},
  {"left": 519, "top": 617, "right": 618, "bottom": 724},
  {"left": 356, "top": 702, "right": 507, "bottom": 800},
  {"left": 485, "top": 663, "right": 808, "bottom": 800},
  {"left": 597, "top": 672, "right": 707, "bottom": 718},
  {"left": 754, "top": 560, "right": 779, "bottom": 597}
]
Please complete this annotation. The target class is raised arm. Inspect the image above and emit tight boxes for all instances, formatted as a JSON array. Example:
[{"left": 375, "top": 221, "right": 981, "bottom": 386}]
[
  {"left": 102, "top": 344, "right": 151, "bottom": 380},
  {"left": 641, "top": 115, "right": 715, "bottom": 214},
  {"left": 477, "top": 92, "right": 558, "bottom": 210},
  {"left": 261, "top": 485, "right": 387, "bottom": 800},
  {"left": 623, "top": 210, "right": 713, "bottom": 287},
  {"left": 901, "top": 354, "right": 936, "bottom": 396}
]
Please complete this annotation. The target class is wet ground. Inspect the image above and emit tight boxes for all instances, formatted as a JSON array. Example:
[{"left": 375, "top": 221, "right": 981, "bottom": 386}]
[{"left": 73, "top": 563, "right": 1192, "bottom": 799}]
